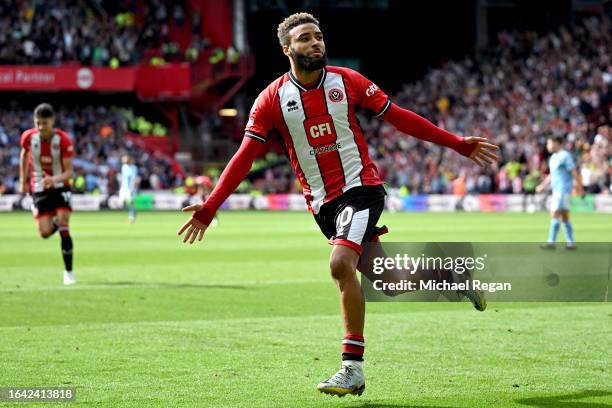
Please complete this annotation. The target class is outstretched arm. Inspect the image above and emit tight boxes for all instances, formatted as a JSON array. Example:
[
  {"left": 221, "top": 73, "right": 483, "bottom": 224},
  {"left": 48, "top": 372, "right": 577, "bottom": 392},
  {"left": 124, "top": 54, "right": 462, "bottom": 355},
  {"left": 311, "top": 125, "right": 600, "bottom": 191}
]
[
  {"left": 177, "top": 136, "right": 265, "bottom": 244},
  {"left": 381, "top": 103, "right": 498, "bottom": 166},
  {"left": 19, "top": 148, "right": 29, "bottom": 194}
]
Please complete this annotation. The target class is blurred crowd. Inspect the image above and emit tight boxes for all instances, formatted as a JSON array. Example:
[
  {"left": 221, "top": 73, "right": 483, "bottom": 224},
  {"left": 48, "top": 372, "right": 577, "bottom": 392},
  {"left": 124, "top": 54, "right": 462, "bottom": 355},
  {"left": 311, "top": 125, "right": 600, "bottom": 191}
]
[
  {"left": 0, "top": 0, "right": 143, "bottom": 66},
  {"left": 0, "top": 0, "right": 214, "bottom": 66},
  {"left": 364, "top": 16, "right": 611, "bottom": 195},
  {"left": 0, "top": 104, "right": 181, "bottom": 195}
]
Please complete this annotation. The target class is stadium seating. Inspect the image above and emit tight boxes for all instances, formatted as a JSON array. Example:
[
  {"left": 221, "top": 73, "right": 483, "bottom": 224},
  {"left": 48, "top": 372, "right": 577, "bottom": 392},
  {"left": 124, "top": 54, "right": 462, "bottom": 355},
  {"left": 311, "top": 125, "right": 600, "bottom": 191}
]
[{"left": 1, "top": 6, "right": 609, "bottom": 196}]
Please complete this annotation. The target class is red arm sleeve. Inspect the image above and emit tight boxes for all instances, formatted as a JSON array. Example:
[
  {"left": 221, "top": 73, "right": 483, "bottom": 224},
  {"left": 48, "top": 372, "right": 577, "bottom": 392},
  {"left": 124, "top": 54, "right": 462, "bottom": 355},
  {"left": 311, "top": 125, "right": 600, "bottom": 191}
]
[
  {"left": 192, "top": 136, "right": 265, "bottom": 226},
  {"left": 57, "top": 130, "right": 74, "bottom": 157},
  {"left": 20, "top": 130, "right": 31, "bottom": 150},
  {"left": 382, "top": 103, "right": 476, "bottom": 157}
]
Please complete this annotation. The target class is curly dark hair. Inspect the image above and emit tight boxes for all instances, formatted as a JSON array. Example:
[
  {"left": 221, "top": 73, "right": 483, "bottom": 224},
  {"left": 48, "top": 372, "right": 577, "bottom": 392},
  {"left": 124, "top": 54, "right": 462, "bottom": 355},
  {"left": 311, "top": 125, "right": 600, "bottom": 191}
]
[{"left": 277, "top": 12, "right": 320, "bottom": 46}]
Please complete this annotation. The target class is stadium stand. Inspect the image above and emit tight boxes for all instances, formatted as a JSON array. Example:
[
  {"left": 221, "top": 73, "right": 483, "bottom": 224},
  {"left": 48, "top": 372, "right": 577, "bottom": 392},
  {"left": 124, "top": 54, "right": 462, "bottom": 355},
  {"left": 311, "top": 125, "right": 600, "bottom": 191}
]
[
  {"left": 1, "top": 4, "right": 609, "bottom": 197},
  {"left": 367, "top": 16, "right": 611, "bottom": 195}
]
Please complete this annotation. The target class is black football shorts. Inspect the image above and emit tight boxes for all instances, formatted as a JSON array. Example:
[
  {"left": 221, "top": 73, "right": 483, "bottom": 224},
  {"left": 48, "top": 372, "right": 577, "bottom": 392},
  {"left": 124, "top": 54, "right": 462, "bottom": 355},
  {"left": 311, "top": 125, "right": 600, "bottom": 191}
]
[
  {"left": 31, "top": 187, "right": 72, "bottom": 219},
  {"left": 314, "top": 184, "right": 388, "bottom": 254}
]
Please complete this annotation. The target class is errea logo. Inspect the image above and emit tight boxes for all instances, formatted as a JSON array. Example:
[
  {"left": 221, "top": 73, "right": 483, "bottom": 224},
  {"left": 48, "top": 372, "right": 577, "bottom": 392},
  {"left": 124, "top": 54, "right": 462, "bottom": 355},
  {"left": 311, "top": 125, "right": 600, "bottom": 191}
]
[
  {"left": 366, "top": 83, "right": 379, "bottom": 97},
  {"left": 287, "top": 100, "right": 299, "bottom": 112}
]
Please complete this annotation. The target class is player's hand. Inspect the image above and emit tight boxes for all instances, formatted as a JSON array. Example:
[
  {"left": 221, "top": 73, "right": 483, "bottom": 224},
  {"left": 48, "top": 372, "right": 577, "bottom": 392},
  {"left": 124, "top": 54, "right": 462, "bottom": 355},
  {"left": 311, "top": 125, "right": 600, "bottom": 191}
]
[
  {"left": 465, "top": 137, "right": 499, "bottom": 167},
  {"left": 574, "top": 185, "right": 584, "bottom": 197},
  {"left": 42, "top": 175, "right": 55, "bottom": 189},
  {"left": 177, "top": 203, "right": 208, "bottom": 244},
  {"left": 535, "top": 184, "right": 545, "bottom": 193}
]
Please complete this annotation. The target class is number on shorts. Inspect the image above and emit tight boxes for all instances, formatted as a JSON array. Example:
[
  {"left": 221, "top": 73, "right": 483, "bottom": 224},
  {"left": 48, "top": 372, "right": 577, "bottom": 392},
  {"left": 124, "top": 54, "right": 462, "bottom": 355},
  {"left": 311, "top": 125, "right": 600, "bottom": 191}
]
[
  {"left": 62, "top": 191, "right": 72, "bottom": 206},
  {"left": 336, "top": 206, "right": 354, "bottom": 235}
]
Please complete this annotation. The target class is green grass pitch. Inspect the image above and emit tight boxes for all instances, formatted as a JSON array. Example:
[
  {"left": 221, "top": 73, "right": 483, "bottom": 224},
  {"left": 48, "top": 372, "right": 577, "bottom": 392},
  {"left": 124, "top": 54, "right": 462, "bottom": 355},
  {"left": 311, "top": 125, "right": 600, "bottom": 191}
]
[{"left": 1, "top": 211, "right": 611, "bottom": 407}]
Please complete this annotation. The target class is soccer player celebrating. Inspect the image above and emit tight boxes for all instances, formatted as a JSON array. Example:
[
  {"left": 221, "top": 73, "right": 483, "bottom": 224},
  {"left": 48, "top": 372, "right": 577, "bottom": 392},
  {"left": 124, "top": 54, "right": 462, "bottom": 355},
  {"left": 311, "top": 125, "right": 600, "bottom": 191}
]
[
  {"left": 178, "top": 13, "right": 498, "bottom": 396},
  {"left": 119, "top": 155, "right": 138, "bottom": 224},
  {"left": 536, "top": 136, "right": 583, "bottom": 249},
  {"left": 19, "top": 103, "right": 76, "bottom": 285}
]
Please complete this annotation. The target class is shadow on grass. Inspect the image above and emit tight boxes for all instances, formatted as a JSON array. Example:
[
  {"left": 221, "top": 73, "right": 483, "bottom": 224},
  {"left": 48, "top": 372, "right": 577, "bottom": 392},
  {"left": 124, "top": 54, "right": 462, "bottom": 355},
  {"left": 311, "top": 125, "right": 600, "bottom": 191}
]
[
  {"left": 346, "top": 390, "right": 612, "bottom": 408},
  {"left": 516, "top": 390, "right": 612, "bottom": 407},
  {"left": 86, "top": 281, "right": 246, "bottom": 290}
]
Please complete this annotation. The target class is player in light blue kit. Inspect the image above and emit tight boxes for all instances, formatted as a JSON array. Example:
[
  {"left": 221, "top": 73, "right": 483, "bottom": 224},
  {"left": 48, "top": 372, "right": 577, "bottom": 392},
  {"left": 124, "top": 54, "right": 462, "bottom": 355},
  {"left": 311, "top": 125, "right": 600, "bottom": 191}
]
[
  {"left": 536, "top": 136, "right": 583, "bottom": 249},
  {"left": 119, "top": 155, "right": 139, "bottom": 224}
]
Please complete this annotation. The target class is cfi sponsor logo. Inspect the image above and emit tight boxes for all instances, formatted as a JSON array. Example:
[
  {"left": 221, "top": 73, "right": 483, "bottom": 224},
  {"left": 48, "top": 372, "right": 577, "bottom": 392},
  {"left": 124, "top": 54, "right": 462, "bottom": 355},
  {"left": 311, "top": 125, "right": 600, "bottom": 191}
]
[
  {"left": 287, "top": 100, "right": 299, "bottom": 112},
  {"left": 328, "top": 88, "right": 344, "bottom": 103},
  {"left": 309, "top": 122, "right": 333, "bottom": 139},
  {"left": 366, "top": 83, "right": 379, "bottom": 97}
]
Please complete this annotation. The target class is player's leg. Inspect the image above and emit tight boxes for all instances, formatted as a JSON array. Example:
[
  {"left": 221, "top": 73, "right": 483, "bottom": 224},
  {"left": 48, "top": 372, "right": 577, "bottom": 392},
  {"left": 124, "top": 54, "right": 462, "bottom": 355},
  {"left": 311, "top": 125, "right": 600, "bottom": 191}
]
[
  {"left": 36, "top": 215, "right": 57, "bottom": 238},
  {"left": 127, "top": 196, "right": 136, "bottom": 223},
  {"left": 544, "top": 193, "right": 563, "bottom": 247},
  {"left": 317, "top": 244, "right": 365, "bottom": 397},
  {"left": 56, "top": 209, "right": 75, "bottom": 284},
  {"left": 120, "top": 188, "right": 136, "bottom": 223},
  {"left": 330, "top": 244, "right": 363, "bottom": 337},
  {"left": 32, "top": 191, "right": 58, "bottom": 238},
  {"left": 549, "top": 212, "right": 561, "bottom": 244},
  {"left": 55, "top": 188, "right": 75, "bottom": 284},
  {"left": 358, "top": 232, "right": 428, "bottom": 295},
  {"left": 560, "top": 209, "right": 575, "bottom": 249},
  {"left": 317, "top": 193, "right": 383, "bottom": 397},
  {"left": 358, "top": 237, "right": 486, "bottom": 310}
]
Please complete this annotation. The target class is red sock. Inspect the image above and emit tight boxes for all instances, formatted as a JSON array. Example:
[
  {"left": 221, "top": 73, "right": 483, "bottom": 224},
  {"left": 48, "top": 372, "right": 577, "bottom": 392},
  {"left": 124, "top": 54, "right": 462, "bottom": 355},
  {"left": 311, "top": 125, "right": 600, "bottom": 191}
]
[{"left": 342, "top": 334, "right": 364, "bottom": 361}]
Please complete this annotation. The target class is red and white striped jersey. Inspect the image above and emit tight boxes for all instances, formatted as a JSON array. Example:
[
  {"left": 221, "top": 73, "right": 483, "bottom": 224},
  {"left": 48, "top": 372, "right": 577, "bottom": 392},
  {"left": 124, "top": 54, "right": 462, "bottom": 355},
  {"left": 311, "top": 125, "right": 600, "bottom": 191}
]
[
  {"left": 245, "top": 66, "right": 390, "bottom": 213},
  {"left": 20, "top": 128, "right": 74, "bottom": 193}
]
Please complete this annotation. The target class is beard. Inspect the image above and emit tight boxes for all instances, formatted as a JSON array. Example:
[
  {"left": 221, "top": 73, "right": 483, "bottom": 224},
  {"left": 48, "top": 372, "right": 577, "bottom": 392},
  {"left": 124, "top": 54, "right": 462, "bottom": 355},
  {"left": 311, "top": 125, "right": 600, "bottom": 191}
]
[{"left": 290, "top": 47, "right": 327, "bottom": 72}]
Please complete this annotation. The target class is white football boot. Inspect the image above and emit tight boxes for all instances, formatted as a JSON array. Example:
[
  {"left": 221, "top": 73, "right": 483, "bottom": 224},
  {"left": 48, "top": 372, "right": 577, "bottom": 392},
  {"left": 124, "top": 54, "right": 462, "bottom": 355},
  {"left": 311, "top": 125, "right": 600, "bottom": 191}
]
[
  {"left": 63, "top": 271, "right": 77, "bottom": 285},
  {"left": 317, "top": 361, "right": 365, "bottom": 397}
]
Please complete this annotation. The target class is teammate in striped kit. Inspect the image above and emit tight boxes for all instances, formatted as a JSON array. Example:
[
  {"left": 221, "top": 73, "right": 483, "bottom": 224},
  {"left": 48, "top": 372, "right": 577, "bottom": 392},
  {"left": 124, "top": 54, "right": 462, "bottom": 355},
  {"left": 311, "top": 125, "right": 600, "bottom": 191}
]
[
  {"left": 177, "top": 13, "right": 499, "bottom": 396},
  {"left": 19, "top": 104, "right": 76, "bottom": 285}
]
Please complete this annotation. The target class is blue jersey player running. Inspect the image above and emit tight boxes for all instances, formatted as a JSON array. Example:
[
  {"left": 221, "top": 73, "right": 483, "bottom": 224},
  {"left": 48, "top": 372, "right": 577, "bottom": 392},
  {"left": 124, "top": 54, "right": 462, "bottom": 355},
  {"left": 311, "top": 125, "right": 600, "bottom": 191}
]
[
  {"left": 119, "top": 155, "right": 138, "bottom": 224},
  {"left": 536, "top": 136, "right": 583, "bottom": 249}
]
